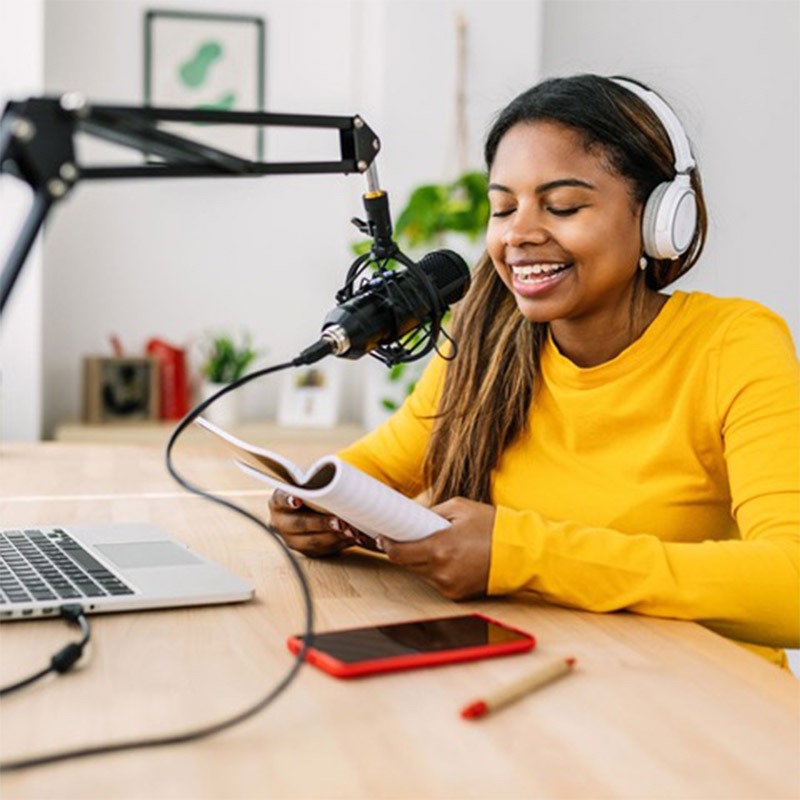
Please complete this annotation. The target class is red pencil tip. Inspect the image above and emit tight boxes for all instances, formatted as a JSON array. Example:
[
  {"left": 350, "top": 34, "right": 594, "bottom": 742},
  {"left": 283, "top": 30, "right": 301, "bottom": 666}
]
[{"left": 460, "top": 700, "right": 488, "bottom": 720}]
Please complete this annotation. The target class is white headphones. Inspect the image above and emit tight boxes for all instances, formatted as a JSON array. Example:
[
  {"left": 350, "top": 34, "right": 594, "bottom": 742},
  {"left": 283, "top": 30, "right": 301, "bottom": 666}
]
[{"left": 612, "top": 78, "right": 697, "bottom": 261}]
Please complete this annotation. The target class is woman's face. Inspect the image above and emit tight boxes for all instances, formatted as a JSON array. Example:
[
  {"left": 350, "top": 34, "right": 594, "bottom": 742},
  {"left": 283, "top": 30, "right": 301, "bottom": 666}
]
[{"left": 486, "top": 121, "right": 644, "bottom": 329}]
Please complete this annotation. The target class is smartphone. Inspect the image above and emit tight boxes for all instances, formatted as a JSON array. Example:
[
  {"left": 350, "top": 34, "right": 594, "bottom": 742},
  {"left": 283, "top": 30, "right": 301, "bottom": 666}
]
[{"left": 286, "top": 613, "right": 536, "bottom": 678}]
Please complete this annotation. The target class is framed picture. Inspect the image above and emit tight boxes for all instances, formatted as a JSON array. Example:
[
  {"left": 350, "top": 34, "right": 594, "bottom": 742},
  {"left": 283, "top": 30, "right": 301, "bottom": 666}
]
[
  {"left": 83, "top": 357, "right": 160, "bottom": 424},
  {"left": 144, "top": 9, "right": 266, "bottom": 160},
  {"left": 277, "top": 363, "right": 341, "bottom": 428}
]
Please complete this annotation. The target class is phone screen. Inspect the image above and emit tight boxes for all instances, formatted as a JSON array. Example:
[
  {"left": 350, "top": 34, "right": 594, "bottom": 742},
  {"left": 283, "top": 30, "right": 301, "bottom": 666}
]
[{"left": 288, "top": 614, "right": 535, "bottom": 677}]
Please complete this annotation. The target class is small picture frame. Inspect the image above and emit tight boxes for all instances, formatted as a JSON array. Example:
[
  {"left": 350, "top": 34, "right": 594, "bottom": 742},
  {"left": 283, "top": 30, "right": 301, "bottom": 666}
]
[
  {"left": 83, "top": 357, "right": 160, "bottom": 424},
  {"left": 277, "top": 363, "right": 341, "bottom": 428},
  {"left": 144, "top": 9, "right": 266, "bottom": 160}
]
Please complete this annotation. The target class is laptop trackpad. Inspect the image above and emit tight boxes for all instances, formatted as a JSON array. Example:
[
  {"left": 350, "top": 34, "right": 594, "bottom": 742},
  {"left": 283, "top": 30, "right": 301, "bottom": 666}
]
[{"left": 95, "top": 541, "right": 202, "bottom": 568}]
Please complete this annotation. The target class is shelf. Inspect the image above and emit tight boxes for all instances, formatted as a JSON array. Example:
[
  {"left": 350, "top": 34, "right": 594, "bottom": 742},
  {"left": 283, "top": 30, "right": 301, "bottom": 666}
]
[{"left": 53, "top": 420, "right": 365, "bottom": 448}]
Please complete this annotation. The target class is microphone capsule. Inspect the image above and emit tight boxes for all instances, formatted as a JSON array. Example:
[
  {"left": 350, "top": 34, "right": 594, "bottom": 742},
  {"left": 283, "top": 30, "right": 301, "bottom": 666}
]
[{"left": 297, "top": 248, "right": 470, "bottom": 366}]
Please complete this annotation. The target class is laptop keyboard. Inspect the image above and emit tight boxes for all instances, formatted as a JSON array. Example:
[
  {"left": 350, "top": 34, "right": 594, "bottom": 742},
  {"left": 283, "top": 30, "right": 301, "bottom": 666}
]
[{"left": 0, "top": 528, "right": 135, "bottom": 605}]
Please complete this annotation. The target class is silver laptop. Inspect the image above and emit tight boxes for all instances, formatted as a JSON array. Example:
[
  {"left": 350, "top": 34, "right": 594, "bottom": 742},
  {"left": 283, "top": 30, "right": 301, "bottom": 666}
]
[{"left": 0, "top": 523, "right": 253, "bottom": 621}]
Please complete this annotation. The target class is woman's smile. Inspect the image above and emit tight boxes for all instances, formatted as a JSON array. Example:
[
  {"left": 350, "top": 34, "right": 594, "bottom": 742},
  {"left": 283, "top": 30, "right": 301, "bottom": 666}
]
[{"left": 508, "top": 260, "right": 574, "bottom": 296}]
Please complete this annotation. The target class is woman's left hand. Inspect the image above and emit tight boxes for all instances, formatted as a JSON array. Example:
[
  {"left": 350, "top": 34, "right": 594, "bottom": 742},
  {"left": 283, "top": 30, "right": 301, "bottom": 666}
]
[{"left": 378, "top": 497, "right": 495, "bottom": 600}]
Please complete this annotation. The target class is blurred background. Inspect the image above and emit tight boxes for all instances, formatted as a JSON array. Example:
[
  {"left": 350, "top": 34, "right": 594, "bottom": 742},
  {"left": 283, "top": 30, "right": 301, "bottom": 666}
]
[{"left": 1, "top": 0, "right": 798, "bottom": 441}]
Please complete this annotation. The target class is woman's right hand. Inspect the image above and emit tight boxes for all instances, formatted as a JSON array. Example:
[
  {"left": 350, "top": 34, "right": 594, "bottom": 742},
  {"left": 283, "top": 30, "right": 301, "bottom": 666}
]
[{"left": 268, "top": 489, "right": 375, "bottom": 557}]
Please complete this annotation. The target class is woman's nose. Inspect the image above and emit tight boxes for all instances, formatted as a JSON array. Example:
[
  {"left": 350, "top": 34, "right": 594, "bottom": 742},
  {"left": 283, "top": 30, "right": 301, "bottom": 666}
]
[{"left": 503, "top": 211, "right": 550, "bottom": 247}]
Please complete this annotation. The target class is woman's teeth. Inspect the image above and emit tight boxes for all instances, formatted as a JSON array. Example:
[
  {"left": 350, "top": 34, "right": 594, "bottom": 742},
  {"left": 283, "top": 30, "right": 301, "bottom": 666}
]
[{"left": 511, "top": 263, "right": 571, "bottom": 283}]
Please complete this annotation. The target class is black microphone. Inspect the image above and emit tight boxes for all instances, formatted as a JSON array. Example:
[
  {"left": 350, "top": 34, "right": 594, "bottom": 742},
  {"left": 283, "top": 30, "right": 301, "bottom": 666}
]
[{"left": 296, "top": 249, "right": 470, "bottom": 366}]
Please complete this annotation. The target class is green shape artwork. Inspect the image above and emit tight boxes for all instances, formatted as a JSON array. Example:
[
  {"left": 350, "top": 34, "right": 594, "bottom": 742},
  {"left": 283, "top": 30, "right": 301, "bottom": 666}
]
[
  {"left": 195, "top": 92, "right": 237, "bottom": 112},
  {"left": 179, "top": 41, "right": 223, "bottom": 87},
  {"left": 178, "top": 40, "right": 238, "bottom": 114}
]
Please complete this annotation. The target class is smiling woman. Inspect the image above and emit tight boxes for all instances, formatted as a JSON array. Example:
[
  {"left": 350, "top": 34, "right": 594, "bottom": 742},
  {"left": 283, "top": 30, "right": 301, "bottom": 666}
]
[
  {"left": 425, "top": 74, "right": 709, "bottom": 501},
  {"left": 269, "top": 74, "right": 799, "bottom": 669}
]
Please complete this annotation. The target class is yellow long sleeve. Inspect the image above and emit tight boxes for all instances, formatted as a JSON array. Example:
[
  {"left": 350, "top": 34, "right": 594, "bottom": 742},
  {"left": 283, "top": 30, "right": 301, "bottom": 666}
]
[{"left": 339, "top": 292, "right": 800, "bottom": 660}]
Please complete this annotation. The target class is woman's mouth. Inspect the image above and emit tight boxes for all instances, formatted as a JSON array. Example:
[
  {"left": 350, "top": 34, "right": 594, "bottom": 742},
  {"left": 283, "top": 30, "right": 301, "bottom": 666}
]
[{"left": 510, "top": 262, "right": 573, "bottom": 296}]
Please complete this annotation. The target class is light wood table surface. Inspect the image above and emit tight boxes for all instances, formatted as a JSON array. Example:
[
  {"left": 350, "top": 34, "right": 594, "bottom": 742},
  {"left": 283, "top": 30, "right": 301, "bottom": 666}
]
[{"left": 1, "top": 440, "right": 799, "bottom": 800}]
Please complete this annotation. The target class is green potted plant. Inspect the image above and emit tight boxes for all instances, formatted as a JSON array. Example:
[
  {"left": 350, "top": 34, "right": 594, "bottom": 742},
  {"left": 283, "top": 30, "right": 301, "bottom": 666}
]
[
  {"left": 199, "top": 331, "right": 259, "bottom": 427},
  {"left": 201, "top": 332, "right": 258, "bottom": 384},
  {"left": 394, "top": 170, "right": 489, "bottom": 249}
]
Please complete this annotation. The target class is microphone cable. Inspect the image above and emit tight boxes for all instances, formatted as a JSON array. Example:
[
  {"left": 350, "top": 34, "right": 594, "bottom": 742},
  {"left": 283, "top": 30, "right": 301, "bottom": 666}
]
[
  {"left": 0, "top": 358, "right": 314, "bottom": 773},
  {"left": 1, "top": 250, "right": 460, "bottom": 771}
]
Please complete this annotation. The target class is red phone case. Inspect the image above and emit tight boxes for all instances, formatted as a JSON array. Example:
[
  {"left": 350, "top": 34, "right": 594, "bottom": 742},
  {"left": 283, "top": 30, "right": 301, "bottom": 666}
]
[{"left": 286, "top": 613, "right": 536, "bottom": 679}]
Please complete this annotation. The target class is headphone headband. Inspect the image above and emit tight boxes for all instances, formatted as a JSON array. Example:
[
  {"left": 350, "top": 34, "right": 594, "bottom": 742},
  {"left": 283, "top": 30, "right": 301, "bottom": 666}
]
[
  {"left": 611, "top": 78, "right": 698, "bottom": 261},
  {"left": 611, "top": 78, "right": 695, "bottom": 174}
]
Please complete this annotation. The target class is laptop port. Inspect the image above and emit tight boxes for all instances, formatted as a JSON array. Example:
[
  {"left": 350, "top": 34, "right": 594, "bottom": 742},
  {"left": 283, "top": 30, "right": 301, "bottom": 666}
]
[{"left": 21, "top": 609, "right": 33, "bottom": 616}]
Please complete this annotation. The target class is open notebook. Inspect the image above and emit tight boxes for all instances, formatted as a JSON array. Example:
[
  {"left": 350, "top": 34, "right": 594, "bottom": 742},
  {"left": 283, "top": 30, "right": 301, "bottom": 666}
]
[{"left": 195, "top": 417, "right": 449, "bottom": 542}]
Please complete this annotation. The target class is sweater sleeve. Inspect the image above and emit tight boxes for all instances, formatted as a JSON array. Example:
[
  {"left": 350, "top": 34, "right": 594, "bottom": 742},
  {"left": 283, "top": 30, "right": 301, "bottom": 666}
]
[
  {"left": 488, "top": 308, "right": 800, "bottom": 648},
  {"left": 337, "top": 356, "right": 446, "bottom": 497}
]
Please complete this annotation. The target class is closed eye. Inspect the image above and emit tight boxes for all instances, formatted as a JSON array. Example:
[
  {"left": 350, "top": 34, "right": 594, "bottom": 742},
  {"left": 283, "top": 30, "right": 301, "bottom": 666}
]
[
  {"left": 491, "top": 208, "right": 515, "bottom": 218},
  {"left": 547, "top": 206, "right": 584, "bottom": 217}
]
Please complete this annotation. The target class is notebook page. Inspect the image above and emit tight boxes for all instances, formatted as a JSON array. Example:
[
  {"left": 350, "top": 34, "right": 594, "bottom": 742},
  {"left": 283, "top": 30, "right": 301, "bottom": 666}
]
[
  {"left": 235, "top": 458, "right": 448, "bottom": 542},
  {"left": 195, "top": 417, "right": 305, "bottom": 485}
]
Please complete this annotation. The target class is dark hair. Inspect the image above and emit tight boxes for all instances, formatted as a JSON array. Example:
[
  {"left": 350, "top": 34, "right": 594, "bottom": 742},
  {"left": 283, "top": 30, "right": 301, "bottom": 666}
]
[{"left": 423, "top": 74, "right": 707, "bottom": 505}]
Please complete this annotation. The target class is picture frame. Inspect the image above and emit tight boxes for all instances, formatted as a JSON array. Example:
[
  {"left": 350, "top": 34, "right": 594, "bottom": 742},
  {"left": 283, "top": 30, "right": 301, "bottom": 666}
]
[
  {"left": 83, "top": 357, "right": 160, "bottom": 424},
  {"left": 277, "top": 362, "right": 341, "bottom": 429},
  {"left": 144, "top": 9, "right": 266, "bottom": 160}
]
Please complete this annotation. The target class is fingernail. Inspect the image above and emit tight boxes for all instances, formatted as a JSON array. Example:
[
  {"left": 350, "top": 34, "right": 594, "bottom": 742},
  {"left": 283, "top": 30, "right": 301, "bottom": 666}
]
[
  {"left": 343, "top": 527, "right": 356, "bottom": 540},
  {"left": 329, "top": 517, "right": 341, "bottom": 531},
  {"left": 375, "top": 536, "right": 385, "bottom": 552},
  {"left": 288, "top": 496, "right": 302, "bottom": 509}
]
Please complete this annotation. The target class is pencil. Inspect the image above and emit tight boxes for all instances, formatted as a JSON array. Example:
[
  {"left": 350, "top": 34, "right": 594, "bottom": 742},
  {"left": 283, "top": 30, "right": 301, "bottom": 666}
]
[{"left": 460, "top": 657, "right": 577, "bottom": 720}]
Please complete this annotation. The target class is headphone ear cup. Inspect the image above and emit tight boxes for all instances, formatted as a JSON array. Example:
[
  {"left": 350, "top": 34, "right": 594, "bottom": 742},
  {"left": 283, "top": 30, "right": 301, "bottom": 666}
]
[
  {"left": 642, "top": 182, "right": 671, "bottom": 259},
  {"left": 642, "top": 179, "right": 698, "bottom": 260}
]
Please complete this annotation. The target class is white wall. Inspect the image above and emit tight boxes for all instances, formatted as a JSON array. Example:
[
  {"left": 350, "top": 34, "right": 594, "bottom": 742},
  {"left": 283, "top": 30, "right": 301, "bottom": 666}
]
[
  {"left": 354, "top": 0, "right": 544, "bottom": 416},
  {"left": 40, "top": 0, "right": 362, "bottom": 435},
  {"left": 0, "top": 0, "right": 44, "bottom": 441},
  {"left": 541, "top": 0, "right": 800, "bottom": 344},
  {"left": 12, "top": 0, "right": 541, "bottom": 437}
]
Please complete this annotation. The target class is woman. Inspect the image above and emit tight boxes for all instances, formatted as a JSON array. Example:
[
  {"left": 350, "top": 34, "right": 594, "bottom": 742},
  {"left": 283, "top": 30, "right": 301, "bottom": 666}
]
[{"left": 270, "top": 75, "right": 799, "bottom": 667}]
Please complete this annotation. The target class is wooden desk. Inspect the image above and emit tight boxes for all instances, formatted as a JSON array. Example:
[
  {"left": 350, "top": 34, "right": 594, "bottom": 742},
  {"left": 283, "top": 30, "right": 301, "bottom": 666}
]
[{"left": 1, "top": 442, "right": 799, "bottom": 799}]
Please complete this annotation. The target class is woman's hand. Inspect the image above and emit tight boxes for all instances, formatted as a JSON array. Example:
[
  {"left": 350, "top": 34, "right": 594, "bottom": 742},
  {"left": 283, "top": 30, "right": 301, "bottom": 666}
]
[
  {"left": 268, "top": 489, "right": 376, "bottom": 557},
  {"left": 378, "top": 497, "right": 495, "bottom": 600}
]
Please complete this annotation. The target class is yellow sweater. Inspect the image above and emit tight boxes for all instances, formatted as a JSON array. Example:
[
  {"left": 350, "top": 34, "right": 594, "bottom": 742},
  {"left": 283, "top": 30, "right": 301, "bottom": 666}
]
[{"left": 339, "top": 292, "right": 800, "bottom": 666}]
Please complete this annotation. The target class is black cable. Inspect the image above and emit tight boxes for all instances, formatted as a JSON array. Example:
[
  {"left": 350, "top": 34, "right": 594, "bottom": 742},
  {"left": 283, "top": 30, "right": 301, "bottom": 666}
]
[
  {"left": 0, "top": 358, "right": 315, "bottom": 773},
  {"left": 1, "top": 251, "right": 459, "bottom": 770},
  {"left": 0, "top": 604, "right": 90, "bottom": 697}
]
